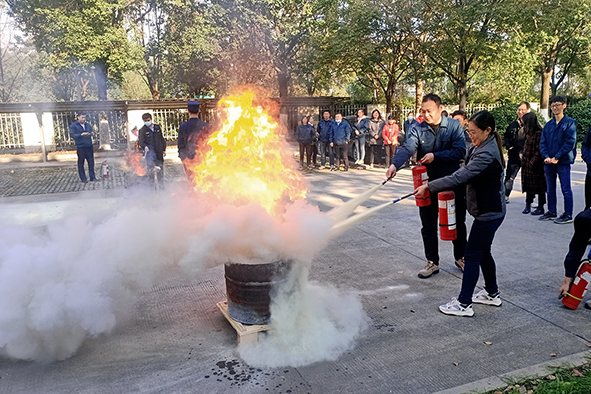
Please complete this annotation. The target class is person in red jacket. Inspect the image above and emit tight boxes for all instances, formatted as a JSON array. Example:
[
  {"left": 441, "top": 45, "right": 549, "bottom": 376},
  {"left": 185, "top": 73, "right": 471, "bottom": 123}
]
[{"left": 382, "top": 114, "right": 399, "bottom": 166}]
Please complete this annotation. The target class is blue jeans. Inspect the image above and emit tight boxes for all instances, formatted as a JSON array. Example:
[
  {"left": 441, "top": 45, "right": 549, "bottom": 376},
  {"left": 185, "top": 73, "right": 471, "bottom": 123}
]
[
  {"left": 544, "top": 164, "right": 573, "bottom": 216},
  {"left": 458, "top": 217, "right": 504, "bottom": 305},
  {"left": 353, "top": 134, "right": 366, "bottom": 162}
]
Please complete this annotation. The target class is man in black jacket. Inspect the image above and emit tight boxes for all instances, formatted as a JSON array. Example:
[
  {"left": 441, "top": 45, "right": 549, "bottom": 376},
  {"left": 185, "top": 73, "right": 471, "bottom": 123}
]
[
  {"left": 138, "top": 113, "right": 166, "bottom": 186},
  {"left": 504, "top": 101, "right": 530, "bottom": 203},
  {"left": 178, "top": 101, "right": 209, "bottom": 176}
]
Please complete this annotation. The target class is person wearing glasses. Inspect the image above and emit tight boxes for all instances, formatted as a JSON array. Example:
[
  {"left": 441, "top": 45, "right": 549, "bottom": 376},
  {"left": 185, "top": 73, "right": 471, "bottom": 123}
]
[{"left": 539, "top": 96, "right": 577, "bottom": 224}]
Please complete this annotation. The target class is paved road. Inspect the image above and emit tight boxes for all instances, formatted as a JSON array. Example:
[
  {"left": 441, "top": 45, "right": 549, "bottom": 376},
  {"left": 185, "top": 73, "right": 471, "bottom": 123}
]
[{"left": 0, "top": 156, "right": 589, "bottom": 394}]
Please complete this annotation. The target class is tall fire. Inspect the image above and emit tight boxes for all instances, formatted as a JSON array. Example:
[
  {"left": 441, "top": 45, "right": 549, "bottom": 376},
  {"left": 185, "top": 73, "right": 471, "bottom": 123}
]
[{"left": 185, "top": 90, "right": 307, "bottom": 215}]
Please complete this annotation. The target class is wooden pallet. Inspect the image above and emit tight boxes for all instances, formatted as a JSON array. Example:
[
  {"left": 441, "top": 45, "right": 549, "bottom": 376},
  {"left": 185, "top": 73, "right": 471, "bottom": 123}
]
[{"left": 216, "top": 301, "right": 269, "bottom": 344}]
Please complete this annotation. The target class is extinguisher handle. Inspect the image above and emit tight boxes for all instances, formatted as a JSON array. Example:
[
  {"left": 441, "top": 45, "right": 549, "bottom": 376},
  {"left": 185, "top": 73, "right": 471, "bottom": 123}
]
[{"left": 392, "top": 192, "right": 415, "bottom": 204}]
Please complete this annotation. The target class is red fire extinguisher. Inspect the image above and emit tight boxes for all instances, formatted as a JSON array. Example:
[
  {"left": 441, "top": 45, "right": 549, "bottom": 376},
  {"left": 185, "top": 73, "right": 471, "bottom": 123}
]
[
  {"left": 412, "top": 165, "right": 430, "bottom": 207},
  {"left": 102, "top": 160, "right": 109, "bottom": 179},
  {"left": 438, "top": 191, "right": 457, "bottom": 241},
  {"left": 562, "top": 260, "right": 591, "bottom": 309}
]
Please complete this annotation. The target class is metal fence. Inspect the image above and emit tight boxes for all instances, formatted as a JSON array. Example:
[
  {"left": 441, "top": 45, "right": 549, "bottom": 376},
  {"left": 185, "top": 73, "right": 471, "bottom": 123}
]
[
  {"left": 152, "top": 109, "right": 189, "bottom": 141},
  {"left": 53, "top": 111, "right": 128, "bottom": 150},
  {"left": 0, "top": 113, "right": 24, "bottom": 150}
]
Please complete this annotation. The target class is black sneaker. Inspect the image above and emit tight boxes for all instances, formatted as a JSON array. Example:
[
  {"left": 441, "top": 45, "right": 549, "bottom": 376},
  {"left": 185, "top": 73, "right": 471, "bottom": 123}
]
[
  {"left": 531, "top": 207, "right": 545, "bottom": 216},
  {"left": 554, "top": 214, "right": 573, "bottom": 224},
  {"left": 538, "top": 212, "right": 557, "bottom": 221}
]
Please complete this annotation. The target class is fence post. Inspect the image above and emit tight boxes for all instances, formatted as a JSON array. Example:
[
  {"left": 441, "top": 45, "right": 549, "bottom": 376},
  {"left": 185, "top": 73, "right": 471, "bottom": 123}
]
[{"left": 35, "top": 111, "right": 47, "bottom": 163}]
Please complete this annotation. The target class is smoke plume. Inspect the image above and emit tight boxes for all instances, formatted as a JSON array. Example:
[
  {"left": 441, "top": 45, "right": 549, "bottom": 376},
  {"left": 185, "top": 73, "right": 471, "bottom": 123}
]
[{"left": 0, "top": 189, "right": 367, "bottom": 365}]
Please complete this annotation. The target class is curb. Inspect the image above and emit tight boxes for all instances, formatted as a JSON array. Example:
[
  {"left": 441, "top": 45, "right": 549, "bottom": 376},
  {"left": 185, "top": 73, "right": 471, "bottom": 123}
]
[{"left": 432, "top": 350, "right": 591, "bottom": 394}]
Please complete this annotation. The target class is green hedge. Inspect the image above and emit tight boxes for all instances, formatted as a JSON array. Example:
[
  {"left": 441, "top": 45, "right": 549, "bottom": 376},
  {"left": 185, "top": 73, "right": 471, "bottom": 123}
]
[
  {"left": 488, "top": 103, "right": 545, "bottom": 137},
  {"left": 565, "top": 99, "right": 591, "bottom": 142}
]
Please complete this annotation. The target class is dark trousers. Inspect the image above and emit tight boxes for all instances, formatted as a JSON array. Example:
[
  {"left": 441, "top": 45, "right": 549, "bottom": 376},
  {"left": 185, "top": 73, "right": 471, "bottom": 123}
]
[
  {"left": 585, "top": 174, "right": 591, "bottom": 210},
  {"left": 504, "top": 158, "right": 521, "bottom": 197},
  {"left": 418, "top": 188, "right": 467, "bottom": 264},
  {"left": 318, "top": 141, "right": 334, "bottom": 167},
  {"left": 458, "top": 216, "right": 504, "bottom": 305},
  {"left": 525, "top": 192, "right": 546, "bottom": 206},
  {"left": 544, "top": 163, "right": 573, "bottom": 216},
  {"left": 299, "top": 143, "right": 313, "bottom": 166},
  {"left": 369, "top": 145, "right": 382, "bottom": 165},
  {"left": 312, "top": 143, "right": 318, "bottom": 165},
  {"left": 385, "top": 144, "right": 397, "bottom": 167},
  {"left": 76, "top": 146, "right": 95, "bottom": 181},
  {"left": 334, "top": 143, "right": 349, "bottom": 169}
]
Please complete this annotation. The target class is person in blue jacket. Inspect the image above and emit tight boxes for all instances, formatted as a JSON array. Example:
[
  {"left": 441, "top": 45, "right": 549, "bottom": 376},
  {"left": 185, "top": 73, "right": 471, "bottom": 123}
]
[
  {"left": 539, "top": 96, "right": 577, "bottom": 224},
  {"left": 317, "top": 110, "right": 335, "bottom": 169},
  {"left": 352, "top": 109, "right": 369, "bottom": 165},
  {"left": 69, "top": 113, "right": 97, "bottom": 183},
  {"left": 386, "top": 93, "right": 467, "bottom": 279},
  {"left": 582, "top": 127, "right": 591, "bottom": 210},
  {"left": 330, "top": 113, "right": 351, "bottom": 171}
]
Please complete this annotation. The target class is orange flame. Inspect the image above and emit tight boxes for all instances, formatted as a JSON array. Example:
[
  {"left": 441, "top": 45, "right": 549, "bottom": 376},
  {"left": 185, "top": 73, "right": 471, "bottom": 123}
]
[
  {"left": 124, "top": 150, "right": 146, "bottom": 176},
  {"left": 186, "top": 90, "right": 307, "bottom": 214}
]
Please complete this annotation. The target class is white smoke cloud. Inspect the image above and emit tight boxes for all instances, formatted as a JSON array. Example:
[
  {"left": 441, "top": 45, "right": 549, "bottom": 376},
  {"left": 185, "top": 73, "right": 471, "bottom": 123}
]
[{"left": 0, "top": 188, "right": 367, "bottom": 366}]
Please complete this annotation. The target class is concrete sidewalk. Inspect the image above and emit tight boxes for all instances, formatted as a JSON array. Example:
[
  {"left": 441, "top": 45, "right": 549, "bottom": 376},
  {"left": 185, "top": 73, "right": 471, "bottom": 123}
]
[{"left": 0, "top": 159, "right": 589, "bottom": 394}]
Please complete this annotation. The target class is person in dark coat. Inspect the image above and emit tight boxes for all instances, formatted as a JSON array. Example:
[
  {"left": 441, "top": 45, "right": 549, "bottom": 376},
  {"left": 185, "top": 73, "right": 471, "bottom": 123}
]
[
  {"left": 178, "top": 101, "right": 209, "bottom": 176},
  {"left": 138, "top": 113, "right": 166, "bottom": 186},
  {"left": 316, "top": 110, "right": 335, "bottom": 169},
  {"left": 386, "top": 93, "right": 467, "bottom": 278},
  {"left": 295, "top": 116, "right": 316, "bottom": 169},
  {"left": 367, "top": 109, "right": 385, "bottom": 168},
  {"left": 520, "top": 112, "right": 546, "bottom": 215},
  {"left": 331, "top": 113, "right": 351, "bottom": 171},
  {"left": 539, "top": 96, "right": 577, "bottom": 224},
  {"left": 352, "top": 109, "right": 369, "bottom": 165},
  {"left": 503, "top": 101, "right": 530, "bottom": 203},
  {"left": 69, "top": 113, "right": 96, "bottom": 183}
]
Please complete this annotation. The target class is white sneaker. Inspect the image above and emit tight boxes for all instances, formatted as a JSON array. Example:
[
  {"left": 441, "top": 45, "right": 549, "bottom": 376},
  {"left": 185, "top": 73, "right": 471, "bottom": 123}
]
[
  {"left": 439, "top": 298, "right": 474, "bottom": 317},
  {"left": 472, "top": 289, "right": 502, "bottom": 306}
]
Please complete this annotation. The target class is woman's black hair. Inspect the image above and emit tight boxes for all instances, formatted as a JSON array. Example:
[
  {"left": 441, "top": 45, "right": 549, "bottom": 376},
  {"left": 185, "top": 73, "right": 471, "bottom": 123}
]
[
  {"left": 372, "top": 109, "right": 382, "bottom": 120},
  {"left": 388, "top": 114, "right": 396, "bottom": 120},
  {"left": 301, "top": 115, "right": 308, "bottom": 124},
  {"left": 469, "top": 110, "right": 505, "bottom": 167},
  {"left": 522, "top": 112, "right": 542, "bottom": 135}
]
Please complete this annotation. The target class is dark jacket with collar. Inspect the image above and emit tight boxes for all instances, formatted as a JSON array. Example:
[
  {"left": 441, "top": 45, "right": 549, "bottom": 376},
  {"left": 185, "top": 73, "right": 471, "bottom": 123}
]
[
  {"left": 352, "top": 116, "right": 369, "bottom": 139},
  {"left": 540, "top": 115, "right": 577, "bottom": 165},
  {"left": 504, "top": 119, "right": 525, "bottom": 162},
  {"left": 69, "top": 121, "right": 93, "bottom": 148},
  {"left": 317, "top": 119, "right": 334, "bottom": 143},
  {"left": 178, "top": 118, "right": 209, "bottom": 161},
  {"left": 392, "top": 116, "right": 466, "bottom": 180},
  {"left": 331, "top": 121, "right": 351, "bottom": 145},
  {"left": 138, "top": 123, "right": 166, "bottom": 154},
  {"left": 429, "top": 134, "right": 506, "bottom": 221}
]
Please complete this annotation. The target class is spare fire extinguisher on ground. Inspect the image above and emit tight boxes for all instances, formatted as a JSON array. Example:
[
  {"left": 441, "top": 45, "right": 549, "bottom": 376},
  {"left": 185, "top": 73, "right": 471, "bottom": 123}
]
[
  {"left": 438, "top": 191, "right": 457, "bottom": 241},
  {"left": 412, "top": 165, "right": 430, "bottom": 207},
  {"left": 562, "top": 259, "right": 591, "bottom": 309},
  {"left": 102, "top": 160, "right": 109, "bottom": 179}
]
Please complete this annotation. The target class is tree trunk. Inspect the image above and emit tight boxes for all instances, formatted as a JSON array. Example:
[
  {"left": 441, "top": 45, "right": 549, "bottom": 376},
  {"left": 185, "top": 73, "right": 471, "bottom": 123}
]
[
  {"left": 385, "top": 93, "right": 392, "bottom": 115},
  {"left": 415, "top": 78, "right": 424, "bottom": 114},
  {"left": 458, "top": 78, "right": 467, "bottom": 111},
  {"left": 277, "top": 70, "right": 289, "bottom": 98},
  {"left": 94, "top": 61, "right": 109, "bottom": 101},
  {"left": 540, "top": 68, "right": 553, "bottom": 113}
]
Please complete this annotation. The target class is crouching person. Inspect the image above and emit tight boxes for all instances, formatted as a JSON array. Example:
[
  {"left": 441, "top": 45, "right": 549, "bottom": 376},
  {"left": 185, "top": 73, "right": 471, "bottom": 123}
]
[{"left": 558, "top": 209, "right": 591, "bottom": 307}]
